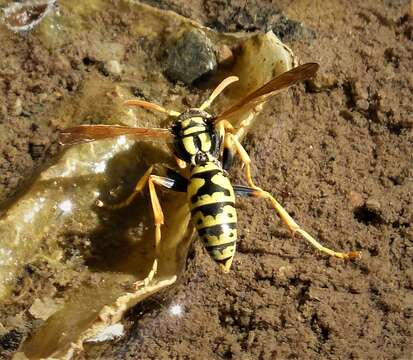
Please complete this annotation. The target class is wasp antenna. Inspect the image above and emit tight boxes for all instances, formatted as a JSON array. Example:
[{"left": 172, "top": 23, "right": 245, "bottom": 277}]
[
  {"left": 124, "top": 99, "right": 180, "bottom": 117},
  {"left": 199, "top": 76, "right": 239, "bottom": 111}
]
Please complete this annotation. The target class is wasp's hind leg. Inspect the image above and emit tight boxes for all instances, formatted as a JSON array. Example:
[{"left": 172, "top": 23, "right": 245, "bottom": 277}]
[
  {"left": 97, "top": 166, "right": 188, "bottom": 287},
  {"left": 234, "top": 185, "right": 361, "bottom": 260}
]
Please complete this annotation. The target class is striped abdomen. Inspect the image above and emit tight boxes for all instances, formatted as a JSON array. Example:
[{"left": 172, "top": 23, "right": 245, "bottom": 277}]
[{"left": 188, "top": 162, "right": 237, "bottom": 272}]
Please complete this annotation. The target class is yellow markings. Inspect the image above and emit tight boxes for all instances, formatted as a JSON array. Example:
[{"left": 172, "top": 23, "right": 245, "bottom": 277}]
[
  {"left": 182, "top": 137, "right": 197, "bottom": 155},
  {"left": 192, "top": 204, "right": 237, "bottom": 229},
  {"left": 188, "top": 162, "right": 238, "bottom": 271},
  {"left": 211, "top": 173, "right": 235, "bottom": 195},
  {"left": 202, "top": 231, "right": 237, "bottom": 247},
  {"left": 187, "top": 177, "right": 204, "bottom": 200},
  {"left": 191, "top": 162, "right": 221, "bottom": 175},
  {"left": 182, "top": 126, "right": 206, "bottom": 136},
  {"left": 207, "top": 242, "right": 236, "bottom": 260},
  {"left": 199, "top": 133, "right": 212, "bottom": 152},
  {"left": 189, "top": 188, "right": 234, "bottom": 208},
  {"left": 191, "top": 182, "right": 234, "bottom": 205},
  {"left": 220, "top": 258, "right": 234, "bottom": 273},
  {"left": 181, "top": 117, "right": 204, "bottom": 128}
]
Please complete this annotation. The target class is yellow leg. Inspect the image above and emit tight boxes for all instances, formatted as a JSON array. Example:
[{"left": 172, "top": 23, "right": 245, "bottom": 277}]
[
  {"left": 199, "top": 76, "right": 239, "bottom": 110},
  {"left": 97, "top": 168, "right": 165, "bottom": 252},
  {"left": 235, "top": 185, "right": 361, "bottom": 260},
  {"left": 219, "top": 119, "right": 256, "bottom": 185},
  {"left": 218, "top": 119, "right": 235, "bottom": 133},
  {"left": 228, "top": 122, "right": 360, "bottom": 260},
  {"left": 148, "top": 176, "right": 164, "bottom": 251},
  {"left": 131, "top": 177, "right": 165, "bottom": 290},
  {"left": 227, "top": 133, "right": 260, "bottom": 189},
  {"left": 96, "top": 166, "right": 154, "bottom": 209},
  {"left": 97, "top": 167, "right": 188, "bottom": 289},
  {"left": 133, "top": 258, "right": 158, "bottom": 290}
]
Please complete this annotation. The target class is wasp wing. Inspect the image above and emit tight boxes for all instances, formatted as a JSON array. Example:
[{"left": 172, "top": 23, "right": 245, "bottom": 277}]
[
  {"left": 59, "top": 125, "right": 173, "bottom": 146},
  {"left": 215, "top": 63, "right": 319, "bottom": 121}
]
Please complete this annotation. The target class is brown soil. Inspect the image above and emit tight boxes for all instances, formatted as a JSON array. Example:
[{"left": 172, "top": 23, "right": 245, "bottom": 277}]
[{"left": 1, "top": 0, "right": 412, "bottom": 359}]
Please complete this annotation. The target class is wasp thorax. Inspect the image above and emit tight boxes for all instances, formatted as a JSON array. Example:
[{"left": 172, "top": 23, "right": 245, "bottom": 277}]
[{"left": 172, "top": 110, "right": 222, "bottom": 166}]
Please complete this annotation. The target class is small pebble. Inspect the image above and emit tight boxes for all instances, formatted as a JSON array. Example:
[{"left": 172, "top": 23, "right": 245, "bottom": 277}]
[
  {"left": 13, "top": 98, "right": 22, "bottom": 116},
  {"left": 356, "top": 99, "right": 370, "bottom": 111},
  {"left": 104, "top": 60, "right": 122, "bottom": 77},
  {"left": 365, "top": 198, "right": 381, "bottom": 213},
  {"left": 340, "top": 109, "right": 354, "bottom": 121}
]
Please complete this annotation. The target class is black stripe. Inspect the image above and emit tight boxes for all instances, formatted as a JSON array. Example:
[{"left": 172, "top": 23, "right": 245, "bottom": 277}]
[
  {"left": 162, "top": 169, "right": 188, "bottom": 192},
  {"left": 181, "top": 130, "right": 208, "bottom": 138},
  {"left": 182, "top": 119, "right": 204, "bottom": 128},
  {"left": 205, "top": 241, "right": 235, "bottom": 254},
  {"left": 214, "top": 257, "right": 233, "bottom": 266},
  {"left": 190, "top": 169, "right": 231, "bottom": 203},
  {"left": 198, "top": 222, "right": 236, "bottom": 237},
  {"left": 193, "top": 133, "right": 202, "bottom": 150},
  {"left": 191, "top": 201, "right": 234, "bottom": 217},
  {"left": 191, "top": 168, "right": 221, "bottom": 179},
  {"left": 222, "top": 147, "right": 234, "bottom": 171},
  {"left": 178, "top": 109, "right": 211, "bottom": 121},
  {"left": 233, "top": 185, "right": 256, "bottom": 197}
]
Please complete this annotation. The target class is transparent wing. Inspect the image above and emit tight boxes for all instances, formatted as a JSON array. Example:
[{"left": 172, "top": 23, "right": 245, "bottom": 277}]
[
  {"left": 59, "top": 125, "right": 173, "bottom": 146},
  {"left": 215, "top": 63, "right": 319, "bottom": 121}
]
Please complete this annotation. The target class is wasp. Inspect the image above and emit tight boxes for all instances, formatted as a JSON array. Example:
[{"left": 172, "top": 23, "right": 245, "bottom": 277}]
[{"left": 60, "top": 63, "right": 360, "bottom": 281}]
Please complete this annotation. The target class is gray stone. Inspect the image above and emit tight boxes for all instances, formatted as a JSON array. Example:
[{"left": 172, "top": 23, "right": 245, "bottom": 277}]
[
  {"left": 272, "top": 15, "right": 316, "bottom": 42},
  {"left": 166, "top": 29, "right": 217, "bottom": 84}
]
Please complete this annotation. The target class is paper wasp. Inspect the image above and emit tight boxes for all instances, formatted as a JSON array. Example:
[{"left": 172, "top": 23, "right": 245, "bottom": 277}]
[{"left": 60, "top": 63, "right": 360, "bottom": 281}]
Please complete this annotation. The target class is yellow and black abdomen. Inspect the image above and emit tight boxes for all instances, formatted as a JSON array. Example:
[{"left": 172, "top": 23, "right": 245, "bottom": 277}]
[{"left": 188, "top": 162, "right": 237, "bottom": 272}]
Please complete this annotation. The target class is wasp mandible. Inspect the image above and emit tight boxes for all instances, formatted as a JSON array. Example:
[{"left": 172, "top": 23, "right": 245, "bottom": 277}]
[{"left": 60, "top": 63, "right": 360, "bottom": 281}]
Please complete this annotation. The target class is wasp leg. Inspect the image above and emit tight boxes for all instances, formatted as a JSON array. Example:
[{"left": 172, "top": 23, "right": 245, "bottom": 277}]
[
  {"left": 218, "top": 120, "right": 253, "bottom": 180},
  {"left": 199, "top": 76, "right": 239, "bottom": 111},
  {"left": 216, "top": 120, "right": 235, "bottom": 170},
  {"left": 97, "top": 166, "right": 154, "bottom": 210},
  {"left": 149, "top": 169, "right": 188, "bottom": 248},
  {"left": 133, "top": 257, "right": 158, "bottom": 290},
  {"left": 234, "top": 185, "right": 361, "bottom": 260},
  {"left": 224, "top": 133, "right": 260, "bottom": 190},
  {"left": 97, "top": 167, "right": 187, "bottom": 248},
  {"left": 97, "top": 165, "right": 187, "bottom": 210},
  {"left": 97, "top": 166, "right": 188, "bottom": 286}
]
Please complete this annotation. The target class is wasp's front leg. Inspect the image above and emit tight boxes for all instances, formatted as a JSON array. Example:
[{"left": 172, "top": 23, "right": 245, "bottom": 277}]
[{"left": 218, "top": 119, "right": 261, "bottom": 190}]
